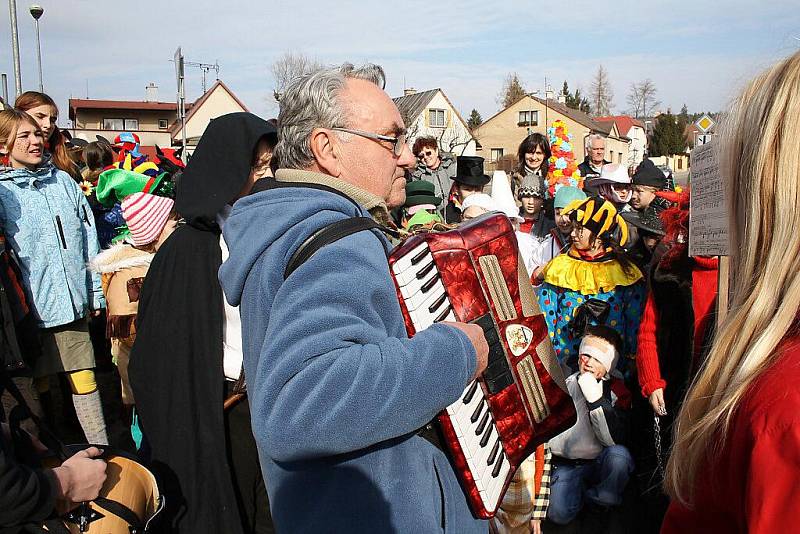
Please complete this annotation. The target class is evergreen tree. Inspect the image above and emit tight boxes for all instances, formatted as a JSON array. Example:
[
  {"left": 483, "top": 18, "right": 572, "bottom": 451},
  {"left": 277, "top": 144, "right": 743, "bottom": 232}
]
[
  {"left": 649, "top": 113, "right": 688, "bottom": 156},
  {"left": 562, "top": 81, "right": 591, "bottom": 113},
  {"left": 498, "top": 73, "right": 527, "bottom": 110},
  {"left": 467, "top": 109, "right": 483, "bottom": 130}
]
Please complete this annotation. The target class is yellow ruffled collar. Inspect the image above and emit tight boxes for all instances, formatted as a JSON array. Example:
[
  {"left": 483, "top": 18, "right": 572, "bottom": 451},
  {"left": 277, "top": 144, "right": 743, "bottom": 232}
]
[{"left": 542, "top": 251, "right": 642, "bottom": 295}]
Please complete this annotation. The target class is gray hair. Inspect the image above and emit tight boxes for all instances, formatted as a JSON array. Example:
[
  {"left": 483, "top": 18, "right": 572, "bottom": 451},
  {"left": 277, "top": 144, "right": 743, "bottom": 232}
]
[
  {"left": 273, "top": 63, "right": 387, "bottom": 170},
  {"left": 585, "top": 133, "right": 605, "bottom": 151}
]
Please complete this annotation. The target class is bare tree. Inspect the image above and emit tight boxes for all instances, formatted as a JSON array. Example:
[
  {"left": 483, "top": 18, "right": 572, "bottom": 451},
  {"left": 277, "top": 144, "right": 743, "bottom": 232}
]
[
  {"left": 270, "top": 51, "right": 324, "bottom": 103},
  {"left": 627, "top": 79, "right": 661, "bottom": 118},
  {"left": 497, "top": 73, "right": 527, "bottom": 110},
  {"left": 590, "top": 65, "right": 614, "bottom": 116}
]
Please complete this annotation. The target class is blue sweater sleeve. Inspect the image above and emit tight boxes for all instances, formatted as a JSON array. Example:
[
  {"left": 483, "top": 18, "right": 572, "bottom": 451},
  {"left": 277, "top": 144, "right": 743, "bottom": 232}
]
[{"left": 252, "top": 229, "right": 477, "bottom": 463}]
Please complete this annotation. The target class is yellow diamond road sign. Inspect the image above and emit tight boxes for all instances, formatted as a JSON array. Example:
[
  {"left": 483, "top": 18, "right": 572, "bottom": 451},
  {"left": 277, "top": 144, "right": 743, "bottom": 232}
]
[{"left": 696, "top": 114, "right": 714, "bottom": 133}]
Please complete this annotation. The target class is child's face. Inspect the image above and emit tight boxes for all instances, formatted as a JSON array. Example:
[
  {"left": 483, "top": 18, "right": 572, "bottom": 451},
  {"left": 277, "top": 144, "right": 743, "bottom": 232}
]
[{"left": 579, "top": 354, "right": 607, "bottom": 379}]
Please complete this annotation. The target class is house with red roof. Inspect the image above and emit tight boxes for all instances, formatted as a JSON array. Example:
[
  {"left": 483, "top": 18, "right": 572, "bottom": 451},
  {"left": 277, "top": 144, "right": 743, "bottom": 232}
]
[
  {"left": 594, "top": 115, "right": 647, "bottom": 166},
  {"left": 68, "top": 80, "right": 248, "bottom": 155}
]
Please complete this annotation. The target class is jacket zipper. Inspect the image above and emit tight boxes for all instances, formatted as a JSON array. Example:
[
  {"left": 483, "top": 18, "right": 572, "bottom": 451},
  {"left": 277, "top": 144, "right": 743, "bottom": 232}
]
[
  {"left": 55, "top": 215, "right": 67, "bottom": 249},
  {"left": 81, "top": 205, "right": 92, "bottom": 226}
]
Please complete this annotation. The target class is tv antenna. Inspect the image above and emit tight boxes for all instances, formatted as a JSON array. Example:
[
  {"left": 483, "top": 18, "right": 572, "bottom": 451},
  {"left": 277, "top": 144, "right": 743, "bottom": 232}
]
[{"left": 183, "top": 60, "right": 220, "bottom": 94}]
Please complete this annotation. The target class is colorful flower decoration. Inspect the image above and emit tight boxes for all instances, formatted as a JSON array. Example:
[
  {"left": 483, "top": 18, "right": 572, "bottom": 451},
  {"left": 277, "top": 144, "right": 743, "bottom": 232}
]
[
  {"left": 79, "top": 180, "right": 94, "bottom": 197},
  {"left": 546, "top": 119, "right": 584, "bottom": 199}
]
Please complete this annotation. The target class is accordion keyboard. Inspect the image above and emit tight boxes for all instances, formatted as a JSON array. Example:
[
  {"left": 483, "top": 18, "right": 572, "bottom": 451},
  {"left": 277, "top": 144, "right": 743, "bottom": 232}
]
[{"left": 391, "top": 241, "right": 512, "bottom": 513}]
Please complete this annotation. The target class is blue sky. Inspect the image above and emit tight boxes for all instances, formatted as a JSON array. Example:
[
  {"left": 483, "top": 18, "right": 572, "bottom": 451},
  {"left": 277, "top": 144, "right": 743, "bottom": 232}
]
[{"left": 3, "top": 0, "right": 799, "bottom": 127}]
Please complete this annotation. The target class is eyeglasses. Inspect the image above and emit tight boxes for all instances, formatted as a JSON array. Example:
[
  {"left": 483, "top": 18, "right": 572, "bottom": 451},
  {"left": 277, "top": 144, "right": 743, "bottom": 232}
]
[
  {"left": 417, "top": 150, "right": 435, "bottom": 158},
  {"left": 330, "top": 127, "right": 407, "bottom": 157}
]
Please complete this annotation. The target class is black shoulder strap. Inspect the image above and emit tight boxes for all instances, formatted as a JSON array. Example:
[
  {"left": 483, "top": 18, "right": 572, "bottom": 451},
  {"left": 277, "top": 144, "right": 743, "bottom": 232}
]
[{"left": 284, "top": 217, "right": 387, "bottom": 279}]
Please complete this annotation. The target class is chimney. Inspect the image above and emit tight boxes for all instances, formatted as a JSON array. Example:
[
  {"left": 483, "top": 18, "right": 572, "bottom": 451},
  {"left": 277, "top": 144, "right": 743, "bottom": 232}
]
[
  {"left": 557, "top": 93, "right": 566, "bottom": 104},
  {"left": 145, "top": 82, "right": 159, "bottom": 102},
  {"left": 545, "top": 89, "right": 555, "bottom": 100},
  {"left": 404, "top": 88, "right": 417, "bottom": 96}
]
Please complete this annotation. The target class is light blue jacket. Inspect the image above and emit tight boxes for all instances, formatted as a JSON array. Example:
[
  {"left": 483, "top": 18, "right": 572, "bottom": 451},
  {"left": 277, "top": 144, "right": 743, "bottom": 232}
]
[
  {"left": 218, "top": 181, "right": 486, "bottom": 533},
  {"left": 0, "top": 164, "right": 105, "bottom": 328}
]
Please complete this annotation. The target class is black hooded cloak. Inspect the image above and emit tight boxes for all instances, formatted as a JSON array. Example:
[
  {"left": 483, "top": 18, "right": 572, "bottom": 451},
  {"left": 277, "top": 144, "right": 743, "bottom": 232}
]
[{"left": 129, "top": 112, "right": 275, "bottom": 533}]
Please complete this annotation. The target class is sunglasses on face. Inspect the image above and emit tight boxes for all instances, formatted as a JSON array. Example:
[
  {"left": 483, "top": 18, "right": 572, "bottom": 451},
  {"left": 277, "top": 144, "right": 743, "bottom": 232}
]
[{"left": 417, "top": 150, "right": 435, "bottom": 158}]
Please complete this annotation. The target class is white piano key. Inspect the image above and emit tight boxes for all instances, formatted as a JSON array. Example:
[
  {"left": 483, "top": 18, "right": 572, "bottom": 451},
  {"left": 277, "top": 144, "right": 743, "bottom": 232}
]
[
  {"left": 403, "top": 280, "right": 446, "bottom": 312},
  {"left": 391, "top": 244, "right": 431, "bottom": 283},
  {"left": 486, "top": 455, "right": 512, "bottom": 511},
  {"left": 398, "top": 263, "right": 439, "bottom": 300}
]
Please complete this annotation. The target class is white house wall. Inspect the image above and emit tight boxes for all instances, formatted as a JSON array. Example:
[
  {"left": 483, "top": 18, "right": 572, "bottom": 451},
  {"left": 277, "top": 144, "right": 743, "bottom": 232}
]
[{"left": 408, "top": 91, "right": 476, "bottom": 157}]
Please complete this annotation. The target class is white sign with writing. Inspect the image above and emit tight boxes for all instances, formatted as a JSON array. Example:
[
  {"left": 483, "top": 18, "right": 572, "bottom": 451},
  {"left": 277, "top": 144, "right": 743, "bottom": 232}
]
[{"left": 689, "top": 141, "right": 728, "bottom": 256}]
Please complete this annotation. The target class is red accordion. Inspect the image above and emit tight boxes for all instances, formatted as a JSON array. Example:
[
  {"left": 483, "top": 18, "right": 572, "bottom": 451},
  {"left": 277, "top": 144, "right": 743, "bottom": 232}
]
[{"left": 389, "top": 213, "right": 576, "bottom": 519}]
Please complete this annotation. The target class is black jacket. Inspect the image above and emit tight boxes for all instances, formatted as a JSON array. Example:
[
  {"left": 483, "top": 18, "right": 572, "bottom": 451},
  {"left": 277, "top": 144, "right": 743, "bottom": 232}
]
[
  {"left": 578, "top": 157, "right": 609, "bottom": 195},
  {"left": 129, "top": 113, "right": 275, "bottom": 534}
]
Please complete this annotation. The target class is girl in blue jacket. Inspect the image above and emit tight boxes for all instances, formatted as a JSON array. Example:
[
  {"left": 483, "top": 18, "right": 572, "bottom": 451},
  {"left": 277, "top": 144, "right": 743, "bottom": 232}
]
[{"left": 0, "top": 108, "right": 107, "bottom": 444}]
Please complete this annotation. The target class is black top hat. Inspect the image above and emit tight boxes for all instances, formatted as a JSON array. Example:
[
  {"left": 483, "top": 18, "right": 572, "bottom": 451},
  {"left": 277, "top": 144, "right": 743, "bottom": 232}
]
[
  {"left": 454, "top": 156, "right": 491, "bottom": 187},
  {"left": 633, "top": 159, "right": 667, "bottom": 189},
  {"left": 621, "top": 207, "right": 665, "bottom": 236},
  {"left": 405, "top": 180, "right": 442, "bottom": 207}
]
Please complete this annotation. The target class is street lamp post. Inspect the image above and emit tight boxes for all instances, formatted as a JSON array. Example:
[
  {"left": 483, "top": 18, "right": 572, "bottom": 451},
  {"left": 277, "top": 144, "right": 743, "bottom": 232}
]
[
  {"left": 29, "top": 4, "right": 44, "bottom": 92},
  {"left": 8, "top": 0, "right": 23, "bottom": 97}
]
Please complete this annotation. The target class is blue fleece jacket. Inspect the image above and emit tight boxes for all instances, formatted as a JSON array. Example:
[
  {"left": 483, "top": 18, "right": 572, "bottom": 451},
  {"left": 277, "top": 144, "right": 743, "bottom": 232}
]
[
  {"left": 219, "top": 183, "right": 486, "bottom": 533},
  {"left": 0, "top": 164, "right": 104, "bottom": 327}
]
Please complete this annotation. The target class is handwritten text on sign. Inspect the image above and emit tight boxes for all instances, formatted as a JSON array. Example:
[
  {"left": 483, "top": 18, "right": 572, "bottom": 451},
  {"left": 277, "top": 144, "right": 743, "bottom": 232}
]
[{"left": 689, "top": 142, "right": 728, "bottom": 256}]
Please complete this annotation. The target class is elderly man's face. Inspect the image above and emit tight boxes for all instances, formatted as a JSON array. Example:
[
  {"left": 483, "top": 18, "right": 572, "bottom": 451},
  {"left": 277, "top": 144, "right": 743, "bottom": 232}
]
[
  {"left": 335, "top": 79, "right": 415, "bottom": 203},
  {"left": 589, "top": 139, "right": 605, "bottom": 165}
]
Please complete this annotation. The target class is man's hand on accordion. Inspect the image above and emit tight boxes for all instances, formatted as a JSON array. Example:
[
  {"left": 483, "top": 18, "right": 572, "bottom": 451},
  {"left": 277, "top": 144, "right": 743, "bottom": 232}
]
[{"left": 444, "top": 322, "right": 489, "bottom": 381}]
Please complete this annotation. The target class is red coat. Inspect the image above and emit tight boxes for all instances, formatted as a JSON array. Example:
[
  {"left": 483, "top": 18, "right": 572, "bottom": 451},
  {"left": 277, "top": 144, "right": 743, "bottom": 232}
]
[{"left": 661, "top": 331, "right": 800, "bottom": 533}]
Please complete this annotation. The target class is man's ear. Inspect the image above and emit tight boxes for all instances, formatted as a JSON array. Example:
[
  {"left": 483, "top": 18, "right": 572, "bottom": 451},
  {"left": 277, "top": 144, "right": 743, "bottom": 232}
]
[{"left": 309, "top": 128, "right": 341, "bottom": 177}]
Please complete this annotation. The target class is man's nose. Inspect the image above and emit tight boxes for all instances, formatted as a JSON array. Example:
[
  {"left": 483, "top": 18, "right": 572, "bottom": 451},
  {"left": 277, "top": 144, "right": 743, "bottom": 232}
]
[{"left": 397, "top": 142, "right": 415, "bottom": 168}]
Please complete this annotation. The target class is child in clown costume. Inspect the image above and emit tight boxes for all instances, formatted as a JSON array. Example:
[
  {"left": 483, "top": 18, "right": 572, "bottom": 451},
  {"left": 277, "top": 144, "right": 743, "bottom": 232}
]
[{"left": 537, "top": 196, "right": 646, "bottom": 374}]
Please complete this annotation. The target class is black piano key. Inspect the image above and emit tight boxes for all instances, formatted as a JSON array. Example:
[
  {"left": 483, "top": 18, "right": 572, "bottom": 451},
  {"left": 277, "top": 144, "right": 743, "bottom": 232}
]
[
  {"left": 428, "top": 293, "right": 448, "bottom": 313},
  {"left": 470, "top": 400, "right": 484, "bottom": 423},
  {"left": 492, "top": 451, "right": 505, "bottom": 477},
  {"left": 421, "top": 273, "right": 440, "bottom": 293},
  {"left": 475, "top": 411, "right": 490, "bottom": 436},
  {"left": 479, "top": 421, "right": 493, "bottom": 447},
  {"left": 411, "top": 248, "right": 428, "bottom": 265},
  {"left": 416, "top": 260, "right": 436, "bottom": 279},
  {"left": 434, "top": 305, "right": 452, "bottom": 323},
  {"left": 462, "top": 380, "right": 479, "bottom": 404},
  {"left": 487, "top": 438, "right": 501, "bottom": 466}
]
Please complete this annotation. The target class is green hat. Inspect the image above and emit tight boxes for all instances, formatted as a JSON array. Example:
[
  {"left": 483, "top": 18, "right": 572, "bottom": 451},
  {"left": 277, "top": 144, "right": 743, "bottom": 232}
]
[
  {"left": 405, "top": 209, "right": 443, "bottom": 229},
  {"left": 95, "top": 169, "right": 165, "bottom": 208},
  {"left": 405, "top": 180, "right": 442, "bottom": 207},
  {"left": 553, "top": 186, "right": 587, "bottom": 210}
]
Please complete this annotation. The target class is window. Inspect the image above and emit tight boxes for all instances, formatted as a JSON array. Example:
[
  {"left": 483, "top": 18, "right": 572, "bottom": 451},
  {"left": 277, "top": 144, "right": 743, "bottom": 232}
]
[
  {"left": 618, "top": 152, "right": 622, "bottom": 163},
  {"left": 677, "top": 158, "right": 683, "bottom": 170},
  {"left": 103, "top": 118, "right": 139, "bottom": 130},
  {"left": 518, "top": 110, "right": 538, "bottom": 126},
  {"left": 103, "top": 118, "right": 124, "bottom": 130},
  {"left": 428, "top": 109, "right": 446, "bottom": 128},
  {"left": 490, "top": 148, "right": 504, "bottom": 162},
  {"left": 158, "top": 119, "right": 169, "bottom": 129}
]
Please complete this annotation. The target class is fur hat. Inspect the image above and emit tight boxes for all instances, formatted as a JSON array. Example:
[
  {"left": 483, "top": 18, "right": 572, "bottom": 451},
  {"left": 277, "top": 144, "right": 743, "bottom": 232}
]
[{"left": 633, "top": 159, "right": 667, "bottom": 189}]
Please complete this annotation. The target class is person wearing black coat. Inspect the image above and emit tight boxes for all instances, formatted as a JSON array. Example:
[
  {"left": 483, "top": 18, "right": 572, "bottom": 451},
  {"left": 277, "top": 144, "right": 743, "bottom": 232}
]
[{"left": 128, "top": 113, "right": 276, "bottom": 534}]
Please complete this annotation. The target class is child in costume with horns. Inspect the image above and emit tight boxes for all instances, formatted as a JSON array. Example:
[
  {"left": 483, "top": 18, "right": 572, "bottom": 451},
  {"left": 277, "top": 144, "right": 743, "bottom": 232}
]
[{"left": 537, "top": 196, "right": 646, "bottom": 375}]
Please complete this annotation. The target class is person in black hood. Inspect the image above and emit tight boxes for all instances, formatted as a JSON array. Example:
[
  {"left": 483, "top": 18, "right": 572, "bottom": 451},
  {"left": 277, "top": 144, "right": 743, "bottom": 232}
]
[{"left": 129, "top": 112, "right": 276, "bottom": 534}]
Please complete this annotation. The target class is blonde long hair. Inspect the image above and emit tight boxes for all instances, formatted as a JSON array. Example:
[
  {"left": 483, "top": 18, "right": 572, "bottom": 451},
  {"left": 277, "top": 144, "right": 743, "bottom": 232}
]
[{"left": 665, "top": 51, "right": 800, "bottom": 504}]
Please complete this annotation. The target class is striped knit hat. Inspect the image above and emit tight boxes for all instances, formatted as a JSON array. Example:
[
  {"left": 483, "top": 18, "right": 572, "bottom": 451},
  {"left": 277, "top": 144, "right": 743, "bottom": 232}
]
[{"left": 121, "top": 192, "right": 175, "bottom": 246}]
